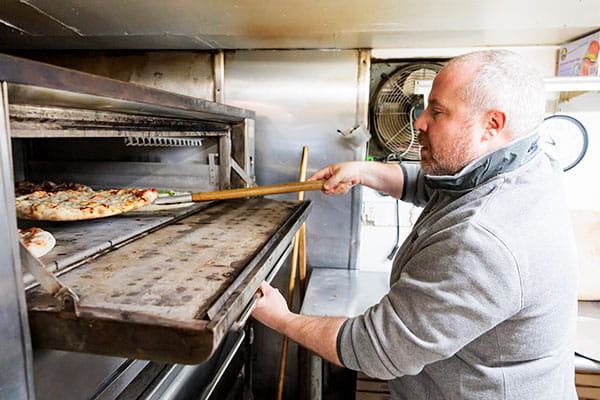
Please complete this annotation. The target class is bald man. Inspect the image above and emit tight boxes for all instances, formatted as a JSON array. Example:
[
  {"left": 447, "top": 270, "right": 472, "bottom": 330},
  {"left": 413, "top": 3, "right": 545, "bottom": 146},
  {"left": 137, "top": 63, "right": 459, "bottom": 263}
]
[{"left": 252, "top": 50, "right": 578, "bottom": 400}]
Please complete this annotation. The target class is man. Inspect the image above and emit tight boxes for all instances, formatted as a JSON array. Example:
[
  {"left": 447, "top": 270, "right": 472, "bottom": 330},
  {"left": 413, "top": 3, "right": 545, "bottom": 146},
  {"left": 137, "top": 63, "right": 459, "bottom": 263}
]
[{"left": 251, "top": 50, "right": 578, "bottom": 399}]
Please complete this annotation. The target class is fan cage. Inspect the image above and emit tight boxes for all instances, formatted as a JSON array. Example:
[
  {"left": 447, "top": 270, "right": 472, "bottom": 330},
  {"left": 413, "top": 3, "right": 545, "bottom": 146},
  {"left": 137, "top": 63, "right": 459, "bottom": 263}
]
[{"left": 371, "top": 62, "right": 443, "bottom": 161}]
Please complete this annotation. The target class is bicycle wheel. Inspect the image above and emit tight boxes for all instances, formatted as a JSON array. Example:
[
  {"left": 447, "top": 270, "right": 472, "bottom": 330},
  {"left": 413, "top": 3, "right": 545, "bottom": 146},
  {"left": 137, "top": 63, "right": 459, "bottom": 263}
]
[{"left": 538, "top": 114, "right": 589, "bottom": 172}]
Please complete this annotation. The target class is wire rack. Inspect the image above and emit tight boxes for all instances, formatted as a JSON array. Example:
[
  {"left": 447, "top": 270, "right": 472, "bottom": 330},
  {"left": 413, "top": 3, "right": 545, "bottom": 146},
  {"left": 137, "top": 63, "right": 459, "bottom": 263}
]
[{"left": 124, "top": 136, "right": 204, "bottom": 147}]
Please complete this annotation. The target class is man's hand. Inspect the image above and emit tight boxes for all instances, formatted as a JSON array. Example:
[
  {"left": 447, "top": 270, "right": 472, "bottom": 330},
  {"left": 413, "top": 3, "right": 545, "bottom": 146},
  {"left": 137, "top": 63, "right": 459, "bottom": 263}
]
[
  {"left": 251, "top": 281, "right": 293, "bottom": 333},
  {"left": 308, "top": 162, "right": 362, "bottom": 195}
]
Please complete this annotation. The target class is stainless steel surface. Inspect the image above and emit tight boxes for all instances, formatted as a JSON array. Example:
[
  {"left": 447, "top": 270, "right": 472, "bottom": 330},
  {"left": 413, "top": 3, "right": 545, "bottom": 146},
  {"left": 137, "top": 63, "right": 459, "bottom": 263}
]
[
  {"left": 309, "top": 354, "right": 323, "bottom": 400},
  {"left": 219, "top": 134, "right": 232, "bottom": 190},
  {"left": 19, "top": 203, "right": 209, "bottom": 276},
  {"left": 198, "top": 329, "right": 246, "bottom": 400},
  {"left": 233, "top": 118, "right": 256, "bottom": 186},
  {"left": 302, "top": 268, "right": 389, "bottom": 400},
  {"left": 347, "top": 49, "right": 371, "bottom": 269},
  {"left": 93, "top": 359, "right": 150, "bottom": 400},
  {"left": 225, "top": 50, "right": 365, "bottom": 268},
  {"left": 9, "top": 103, "right": 229, "bottom": 138},
  {"left": 26, "top": 160, "right": 219, "bottom": 194},
  {"left": 144, "top": 329, "right": 246, "bottom": 400},
  {"left": 153, "top": 193, "right": 193, "bottom": 205},
  {"left": 213, "top": 51, "right": 225, "bottom": 103},
  {"left": 300, "top": 268, "right": 389, "bottom": 317},
  {"left": 144, "top": 364, "right": 191, "bottom": 400},
  {"left": 33, "top": 350, "right": 129, "bottom": 400},
  {"left": 0, "top": 53, "right": 254, "bottom": 123},
  {"left": 0, "top": 0, "right": 598, "bottom": 50},
  {"left": 0, "top": 81, "right": 34, "bottom": 400},
  {"left": 5, "top": 52, "right": 216, "bottom": 101}
]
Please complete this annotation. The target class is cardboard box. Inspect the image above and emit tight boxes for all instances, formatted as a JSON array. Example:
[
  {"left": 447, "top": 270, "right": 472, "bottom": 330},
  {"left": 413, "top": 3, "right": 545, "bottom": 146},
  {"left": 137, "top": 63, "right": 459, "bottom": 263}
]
[{"left": 558, "top": 29, "right": 600, "bottom": 76}]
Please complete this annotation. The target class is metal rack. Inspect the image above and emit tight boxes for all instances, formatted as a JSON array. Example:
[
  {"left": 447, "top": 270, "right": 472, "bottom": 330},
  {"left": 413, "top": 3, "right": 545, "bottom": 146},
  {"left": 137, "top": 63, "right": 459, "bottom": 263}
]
[{"left": 124, "top": 136, "right": 204, "bottom": 147}]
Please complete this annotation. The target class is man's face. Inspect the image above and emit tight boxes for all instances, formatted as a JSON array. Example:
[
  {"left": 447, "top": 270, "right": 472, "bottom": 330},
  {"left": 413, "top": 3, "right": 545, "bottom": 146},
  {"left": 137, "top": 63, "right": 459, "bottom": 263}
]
[{"left": 413, "top": 63, "right": 484, "bottom": 176}]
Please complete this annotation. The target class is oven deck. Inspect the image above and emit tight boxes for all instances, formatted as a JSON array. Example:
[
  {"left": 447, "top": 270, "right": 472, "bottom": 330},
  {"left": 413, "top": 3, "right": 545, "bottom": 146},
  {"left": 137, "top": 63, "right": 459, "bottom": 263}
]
[{"left": 25, "top": 198, "right": 310, "bottom": 364}]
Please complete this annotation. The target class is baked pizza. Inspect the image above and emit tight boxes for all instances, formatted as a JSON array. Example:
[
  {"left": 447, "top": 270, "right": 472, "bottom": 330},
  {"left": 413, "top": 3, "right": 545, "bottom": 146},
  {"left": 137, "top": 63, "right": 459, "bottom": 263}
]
[
  {"left": 15, "top": 188, "right": 158, "bottom": 221},
  {"left": 15, "top": 180, "right": 92, "bottom": 196},
  {"left": 18, "top": 227, "right": 56, "bottom": 257}
]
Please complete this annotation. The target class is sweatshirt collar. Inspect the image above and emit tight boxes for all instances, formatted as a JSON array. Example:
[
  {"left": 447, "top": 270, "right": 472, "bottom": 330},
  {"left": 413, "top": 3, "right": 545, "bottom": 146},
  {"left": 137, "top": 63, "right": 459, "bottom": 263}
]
[{"left": 424, "top": 131, "right": 541, "bottom": 191}]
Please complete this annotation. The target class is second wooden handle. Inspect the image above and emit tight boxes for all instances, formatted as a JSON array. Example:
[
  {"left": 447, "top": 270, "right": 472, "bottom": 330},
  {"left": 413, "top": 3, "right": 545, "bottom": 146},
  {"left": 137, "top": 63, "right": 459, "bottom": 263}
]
[{"left": 190, "top": 180, "right": 325, "bottom": 202}]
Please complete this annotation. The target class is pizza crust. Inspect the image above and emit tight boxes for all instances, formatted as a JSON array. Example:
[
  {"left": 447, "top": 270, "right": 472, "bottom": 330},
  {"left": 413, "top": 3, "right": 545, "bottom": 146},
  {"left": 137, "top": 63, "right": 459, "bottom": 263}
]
[{"left": 15, "top": 188, "right": 158, "bottom": 221}]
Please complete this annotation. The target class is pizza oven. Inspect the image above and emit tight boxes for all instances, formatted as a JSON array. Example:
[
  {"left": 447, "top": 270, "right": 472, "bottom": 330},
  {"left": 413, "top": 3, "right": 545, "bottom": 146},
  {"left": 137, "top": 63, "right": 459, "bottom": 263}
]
[{"left": 0, "top": 53, "right": 311, "bottom": 400}]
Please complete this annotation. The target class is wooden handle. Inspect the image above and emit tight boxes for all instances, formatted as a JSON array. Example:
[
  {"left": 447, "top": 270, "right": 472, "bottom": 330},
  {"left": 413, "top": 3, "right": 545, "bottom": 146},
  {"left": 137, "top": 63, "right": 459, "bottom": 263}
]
[{"left": 190, "top": 180, "right": 325, "bottom": 202}]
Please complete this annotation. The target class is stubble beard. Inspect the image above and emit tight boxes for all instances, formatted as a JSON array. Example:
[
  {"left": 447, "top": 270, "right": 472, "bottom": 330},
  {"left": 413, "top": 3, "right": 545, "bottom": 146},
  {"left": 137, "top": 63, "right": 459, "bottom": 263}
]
[{"left": 419, "top": 127, "right": 479, "bottom": 176}]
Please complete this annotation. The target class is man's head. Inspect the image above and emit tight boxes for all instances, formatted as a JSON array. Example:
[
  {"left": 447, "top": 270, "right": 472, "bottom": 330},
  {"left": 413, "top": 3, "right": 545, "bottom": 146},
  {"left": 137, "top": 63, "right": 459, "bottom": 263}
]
[{"left": 414, "top": 50, "right": 546, "bottom": 176}]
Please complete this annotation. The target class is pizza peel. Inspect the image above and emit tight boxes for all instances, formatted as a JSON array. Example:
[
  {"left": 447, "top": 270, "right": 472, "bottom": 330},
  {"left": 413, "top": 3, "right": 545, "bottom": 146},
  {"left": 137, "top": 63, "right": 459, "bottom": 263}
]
[{"left": 153, "top": 180, "right": 327, "bottom": 205}]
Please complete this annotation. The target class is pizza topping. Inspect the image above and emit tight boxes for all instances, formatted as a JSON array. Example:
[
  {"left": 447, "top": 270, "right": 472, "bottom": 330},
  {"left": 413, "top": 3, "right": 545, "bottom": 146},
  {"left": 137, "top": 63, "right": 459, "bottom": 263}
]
[
  {"left": 15, "top": 180, "right": 93, "bottom": 196},
  {"left": 15, "top": 188, "right": 158, "bottom": 221}
]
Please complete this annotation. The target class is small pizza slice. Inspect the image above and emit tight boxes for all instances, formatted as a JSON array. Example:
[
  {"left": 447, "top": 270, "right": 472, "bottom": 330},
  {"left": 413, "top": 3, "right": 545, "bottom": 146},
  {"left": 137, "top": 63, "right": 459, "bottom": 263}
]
[
  {"left": 15, "top": 188, "right": 158, "bottom": 221},
  {"left": 18, "top": 227, "right": 56, "bottom": 258}
]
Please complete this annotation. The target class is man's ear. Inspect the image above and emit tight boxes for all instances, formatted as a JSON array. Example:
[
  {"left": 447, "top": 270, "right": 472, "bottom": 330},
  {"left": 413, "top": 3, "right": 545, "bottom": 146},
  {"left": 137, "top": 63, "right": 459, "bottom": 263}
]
[{"left": 482, "top": 109, "right": 508, "bottom": 141}]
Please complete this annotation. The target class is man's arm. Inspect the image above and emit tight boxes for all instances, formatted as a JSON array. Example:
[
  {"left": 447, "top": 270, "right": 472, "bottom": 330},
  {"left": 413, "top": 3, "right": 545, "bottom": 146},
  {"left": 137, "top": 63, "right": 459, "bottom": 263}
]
[
  {"left": 251, "top": 281, "right": 347, "bottom": 366},
  {"left": 309, "top": 161, "right": 405, "bottom": 199}
]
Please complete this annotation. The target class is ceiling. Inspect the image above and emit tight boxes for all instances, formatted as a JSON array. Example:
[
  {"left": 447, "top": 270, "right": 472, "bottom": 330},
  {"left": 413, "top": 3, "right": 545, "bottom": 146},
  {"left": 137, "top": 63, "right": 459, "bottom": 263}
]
[{"left": 0, "top": 0, "right": 599, "bottom": 50}]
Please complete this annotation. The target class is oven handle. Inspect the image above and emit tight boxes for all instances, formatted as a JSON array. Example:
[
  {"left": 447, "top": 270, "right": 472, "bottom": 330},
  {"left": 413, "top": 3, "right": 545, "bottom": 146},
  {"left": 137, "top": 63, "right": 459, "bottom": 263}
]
[{"left": 231, "top": 242, "right": 290, "bottom": 331}]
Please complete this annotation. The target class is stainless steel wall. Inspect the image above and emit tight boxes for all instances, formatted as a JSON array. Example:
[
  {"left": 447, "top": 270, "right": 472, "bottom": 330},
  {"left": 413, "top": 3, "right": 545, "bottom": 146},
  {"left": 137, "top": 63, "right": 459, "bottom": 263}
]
[
  {"left": 225, "top": 50, "right": 365, "bottom": 269},
  {"left": 0, "top": 83, "right": 34, "bottom": 399}
]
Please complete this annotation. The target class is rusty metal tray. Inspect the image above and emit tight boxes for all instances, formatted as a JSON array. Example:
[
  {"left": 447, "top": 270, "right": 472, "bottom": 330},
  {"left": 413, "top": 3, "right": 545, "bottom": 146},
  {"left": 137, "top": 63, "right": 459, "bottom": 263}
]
[{"left": 25, "top": 198, "right": 311, "bottom": 364}]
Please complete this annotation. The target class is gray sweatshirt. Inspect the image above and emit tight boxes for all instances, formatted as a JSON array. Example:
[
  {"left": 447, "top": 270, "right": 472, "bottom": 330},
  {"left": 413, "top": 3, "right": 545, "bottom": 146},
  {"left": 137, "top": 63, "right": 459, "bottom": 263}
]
[{"left": 337, "top": 133, "right": 579, "bottom": 399}]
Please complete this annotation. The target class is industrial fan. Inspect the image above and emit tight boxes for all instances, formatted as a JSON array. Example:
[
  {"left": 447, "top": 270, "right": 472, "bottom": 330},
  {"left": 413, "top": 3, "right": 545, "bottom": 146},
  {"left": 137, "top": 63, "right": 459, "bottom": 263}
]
[{"left": 371, "top": 62, "right": 443, "bottom": 161}]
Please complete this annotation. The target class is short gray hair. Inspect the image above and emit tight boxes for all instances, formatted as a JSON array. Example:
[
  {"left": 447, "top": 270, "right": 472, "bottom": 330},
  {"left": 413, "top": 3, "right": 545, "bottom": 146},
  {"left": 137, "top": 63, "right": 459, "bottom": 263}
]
[{"left": 449, "top": 50, "right": 546, "bottom": 138}]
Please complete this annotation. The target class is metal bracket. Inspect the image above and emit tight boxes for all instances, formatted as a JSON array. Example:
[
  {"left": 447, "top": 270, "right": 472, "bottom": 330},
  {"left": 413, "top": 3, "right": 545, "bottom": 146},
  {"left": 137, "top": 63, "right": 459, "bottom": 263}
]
[
  {"left": 208, "top": 153, "right": 218, "bottom": 186},
  {"left": 230, "top": 158, "right": 252, "bottom": 185},
  {"left": 19, "top": 242, "right": 80, "bottom": 314}
]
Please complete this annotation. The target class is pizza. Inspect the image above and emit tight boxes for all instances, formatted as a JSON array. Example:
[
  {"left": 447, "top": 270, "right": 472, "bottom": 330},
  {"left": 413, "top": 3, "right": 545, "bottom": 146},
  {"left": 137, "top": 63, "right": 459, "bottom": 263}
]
[
  {"left": 15, "top": 180, "right": 92, "bottom": 196},
  {"left": 15, "top": 188, "right": 158, "bottom": 221},
  {"left": 18, "top": 227, "right": 56, "bottom": 258}
]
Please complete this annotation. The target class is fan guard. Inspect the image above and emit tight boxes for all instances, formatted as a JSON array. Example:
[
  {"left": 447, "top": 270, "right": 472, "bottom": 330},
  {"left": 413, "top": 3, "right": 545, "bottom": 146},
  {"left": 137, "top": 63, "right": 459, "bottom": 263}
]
[{"left": 371, "top": 63, "right": 442, "bottom": 161}]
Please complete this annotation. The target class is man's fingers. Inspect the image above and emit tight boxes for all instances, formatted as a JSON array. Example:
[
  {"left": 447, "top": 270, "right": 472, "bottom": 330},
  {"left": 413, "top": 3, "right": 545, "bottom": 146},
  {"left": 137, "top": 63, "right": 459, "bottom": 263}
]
[{"left": 308, "top": 167, "right": 333, "bottom": 182}]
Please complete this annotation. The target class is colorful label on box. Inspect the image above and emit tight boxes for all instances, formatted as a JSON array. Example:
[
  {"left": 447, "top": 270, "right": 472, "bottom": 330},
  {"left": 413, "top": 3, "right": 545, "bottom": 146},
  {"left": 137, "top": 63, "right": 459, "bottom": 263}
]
[{"left": 558, "top": 30, "right": 600, "bottom": 76}]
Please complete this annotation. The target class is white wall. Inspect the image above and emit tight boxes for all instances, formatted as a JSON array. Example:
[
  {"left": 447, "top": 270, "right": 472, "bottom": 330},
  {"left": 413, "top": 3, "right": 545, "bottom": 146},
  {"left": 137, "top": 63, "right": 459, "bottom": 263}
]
[{"left": 558, "top": 91, "right": 600, "bottom": 211}]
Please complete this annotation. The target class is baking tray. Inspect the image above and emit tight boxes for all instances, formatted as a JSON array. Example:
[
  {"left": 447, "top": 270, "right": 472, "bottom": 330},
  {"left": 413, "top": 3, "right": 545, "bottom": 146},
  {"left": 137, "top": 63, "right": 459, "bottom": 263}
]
[{"left": 25, "top": 198, "right": 311, "bottom": 364}]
